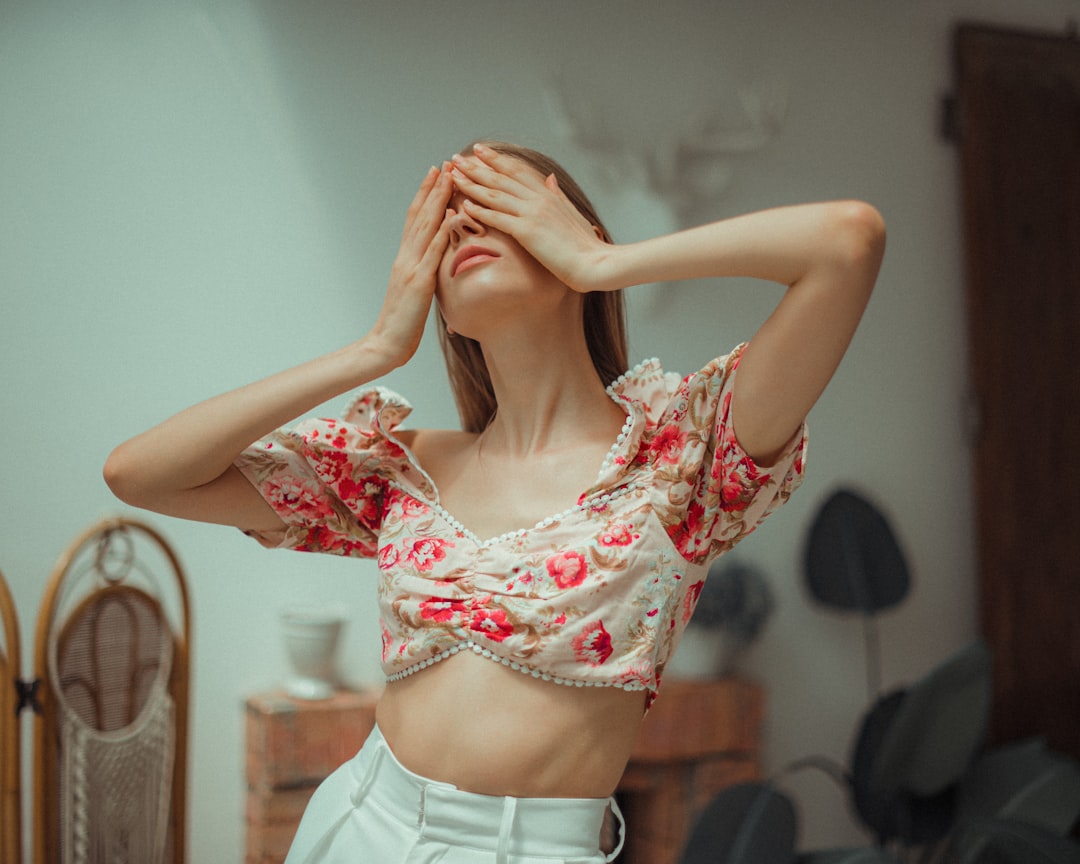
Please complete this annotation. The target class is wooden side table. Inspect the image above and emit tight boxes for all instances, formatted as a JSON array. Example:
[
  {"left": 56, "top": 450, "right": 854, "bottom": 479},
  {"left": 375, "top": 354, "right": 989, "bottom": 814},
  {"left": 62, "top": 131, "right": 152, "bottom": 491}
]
[
  {"left": 245, "top": 678, "right": 762, "bottom": 864},
  {"left": 616, "top": 677, "right": 764, "bottom": 864},
  {"left": 245, "top": 689, "right": 379, "bottom": 864}
]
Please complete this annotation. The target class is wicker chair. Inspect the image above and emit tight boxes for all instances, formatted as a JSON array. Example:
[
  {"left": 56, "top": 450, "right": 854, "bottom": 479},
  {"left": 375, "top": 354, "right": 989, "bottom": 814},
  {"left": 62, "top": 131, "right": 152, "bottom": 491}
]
[
  {"left": 1, "top": 566, "right": 23, "bottom": 864},
  {"left": 32, "top": 517, "right": 191, "bottom": 864}
]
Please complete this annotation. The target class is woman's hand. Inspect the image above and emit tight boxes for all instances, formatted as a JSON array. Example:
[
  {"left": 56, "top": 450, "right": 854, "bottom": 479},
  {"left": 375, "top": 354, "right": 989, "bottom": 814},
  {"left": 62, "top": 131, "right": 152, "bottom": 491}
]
[
  {"left": 449, "top": 144, "right": 616, "bottom": 293},
  {"left": 105, "top": 164, "right": 458, "bottom": 533},
  {"left": 368, "top": 164, "right": 454, "bottom": 365}
]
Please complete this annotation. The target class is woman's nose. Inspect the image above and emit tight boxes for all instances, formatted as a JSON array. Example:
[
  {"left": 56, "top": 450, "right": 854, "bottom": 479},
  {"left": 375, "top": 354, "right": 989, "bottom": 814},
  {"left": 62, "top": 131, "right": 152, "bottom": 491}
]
[{"left": 447, "top": 204, "right": 486, "bottom": 243}]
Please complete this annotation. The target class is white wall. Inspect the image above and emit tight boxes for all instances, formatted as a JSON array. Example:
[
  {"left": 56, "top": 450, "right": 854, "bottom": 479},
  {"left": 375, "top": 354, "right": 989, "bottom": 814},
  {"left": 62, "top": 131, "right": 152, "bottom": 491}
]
[{"left": 2, "top": 1, "right": 1075, "bottom": 859}]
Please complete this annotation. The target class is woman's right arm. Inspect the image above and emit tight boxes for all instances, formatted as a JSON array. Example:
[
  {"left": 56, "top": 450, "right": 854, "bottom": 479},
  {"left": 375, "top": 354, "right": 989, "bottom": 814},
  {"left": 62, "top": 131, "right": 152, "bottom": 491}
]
[{"left": 104, "top": 164, "right": 454, "bottom": 531}]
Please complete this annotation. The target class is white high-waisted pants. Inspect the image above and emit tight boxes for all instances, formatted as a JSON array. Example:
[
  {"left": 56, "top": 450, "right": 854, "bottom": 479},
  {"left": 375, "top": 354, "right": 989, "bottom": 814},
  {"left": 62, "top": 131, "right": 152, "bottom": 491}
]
[{"left": 285, "top": 725, "right": 626, "bottom": 864}]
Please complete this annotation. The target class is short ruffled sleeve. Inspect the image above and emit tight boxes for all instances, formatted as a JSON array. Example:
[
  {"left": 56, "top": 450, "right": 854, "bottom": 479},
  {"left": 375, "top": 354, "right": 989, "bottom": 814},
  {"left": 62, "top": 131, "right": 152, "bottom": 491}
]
[
  {"left": 234, "top": 387, "right": 414, "bottom": 556},
  {"left": 645, "top": 344, "right": 807, "bottom": 565}
]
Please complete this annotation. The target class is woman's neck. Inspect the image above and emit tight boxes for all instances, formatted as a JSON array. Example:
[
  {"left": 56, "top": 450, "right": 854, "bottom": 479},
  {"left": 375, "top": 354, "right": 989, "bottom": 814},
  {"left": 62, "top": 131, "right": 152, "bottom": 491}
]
[{"left": 477, "top": 317, "right": 622, "bottom": 457}]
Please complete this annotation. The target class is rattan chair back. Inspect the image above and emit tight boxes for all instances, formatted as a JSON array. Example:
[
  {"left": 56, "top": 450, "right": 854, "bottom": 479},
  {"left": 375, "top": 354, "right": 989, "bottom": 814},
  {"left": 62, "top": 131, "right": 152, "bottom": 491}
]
[
  {"left": 32, "top": 517, "right": 190, "bottom": 864},
  {"left": 0, "top": 567, "right": 22, "bottom": 864}
]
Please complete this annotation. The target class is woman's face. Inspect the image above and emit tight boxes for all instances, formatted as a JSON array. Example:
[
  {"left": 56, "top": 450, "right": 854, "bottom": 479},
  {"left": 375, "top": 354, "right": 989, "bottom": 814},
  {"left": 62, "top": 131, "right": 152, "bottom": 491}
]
[{"left": 435, "top": 178, "right": 569, "bottom": 339}]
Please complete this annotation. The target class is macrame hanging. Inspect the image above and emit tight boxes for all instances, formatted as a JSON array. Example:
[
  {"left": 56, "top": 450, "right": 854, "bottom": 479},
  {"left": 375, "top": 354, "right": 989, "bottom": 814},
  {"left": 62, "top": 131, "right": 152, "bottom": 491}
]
[{"left": 49, "top": 583, "right": 176, "bottom": 864}]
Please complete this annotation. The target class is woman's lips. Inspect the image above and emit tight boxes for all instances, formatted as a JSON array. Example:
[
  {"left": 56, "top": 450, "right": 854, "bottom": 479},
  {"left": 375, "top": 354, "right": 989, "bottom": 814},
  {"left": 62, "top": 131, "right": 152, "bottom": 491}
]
[{"left": 452, "top": 245, "right": 499, "bottom": 277}]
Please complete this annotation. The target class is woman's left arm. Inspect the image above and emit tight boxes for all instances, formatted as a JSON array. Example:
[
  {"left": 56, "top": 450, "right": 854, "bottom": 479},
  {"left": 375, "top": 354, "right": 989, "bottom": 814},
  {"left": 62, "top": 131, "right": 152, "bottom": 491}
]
[
  {"left": 613, "top": 201, "right": 886, "bottom": 464},
  {"left": 451, "top": 146, "right": 886, "bottom": 464}
]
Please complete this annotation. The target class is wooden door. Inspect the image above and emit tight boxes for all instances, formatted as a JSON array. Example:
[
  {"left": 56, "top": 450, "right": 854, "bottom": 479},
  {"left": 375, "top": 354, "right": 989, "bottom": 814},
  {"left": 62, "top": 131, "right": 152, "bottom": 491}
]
[{"left": 954, "top": 23, "right": 1080, "bottom": 758}]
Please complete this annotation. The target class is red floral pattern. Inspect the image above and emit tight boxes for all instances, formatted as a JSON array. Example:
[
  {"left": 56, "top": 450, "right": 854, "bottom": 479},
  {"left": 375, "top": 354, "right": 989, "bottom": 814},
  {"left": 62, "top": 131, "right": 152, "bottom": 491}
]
[
  {"left": 469, "top": 607, "right": 515, "bottom": 642},
  {"left": 545, "top": 550, "right": 588, "bottom": 589},
  {"left": 683, "top": 580, "right": 705, "bottom": 623},
  {"left": 573, "top": 620, "right": 614, "bottom": 666},
  {"left": 420, "top": 598, "right": 470, "bottom": 623},
  {"left": 404, "top": 537, "right": 452, "bottom": 571},
  {"left": 648, "top": 425, "right": 687, "bottom": 465},
  {"left": 235, "top": 347, "right": 806, "bottom": 706},
  {"left": 599, "top": 523, "right": 640, "bottom": 547}
]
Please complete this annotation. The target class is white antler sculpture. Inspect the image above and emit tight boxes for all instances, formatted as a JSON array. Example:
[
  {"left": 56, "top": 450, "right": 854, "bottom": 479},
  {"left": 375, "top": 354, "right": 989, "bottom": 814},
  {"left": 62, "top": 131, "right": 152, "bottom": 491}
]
[{"left": 545, "top": 74, "right": 787, "bottom": 227}]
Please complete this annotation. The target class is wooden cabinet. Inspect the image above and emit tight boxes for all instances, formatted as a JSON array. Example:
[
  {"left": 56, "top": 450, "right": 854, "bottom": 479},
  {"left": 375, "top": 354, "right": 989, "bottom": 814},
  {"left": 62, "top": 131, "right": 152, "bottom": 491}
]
[
  {"left": 245, "top": 678, "right": 763, "bottom": 863},
  {"left": 954, "top": 23, "right": 1080, "bottom": 760},
  {"left": 617, "top": 678, "right": 763, "bottom": 864},
  {"left": 245, "top": 689, "right": 379, "bottom": 864}
]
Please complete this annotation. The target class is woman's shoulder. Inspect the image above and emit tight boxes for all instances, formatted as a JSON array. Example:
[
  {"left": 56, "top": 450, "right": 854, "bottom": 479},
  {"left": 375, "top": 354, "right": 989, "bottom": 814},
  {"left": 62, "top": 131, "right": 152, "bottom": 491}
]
[{"left": 396, "top": 427, "right": 477, "bottom": 462}]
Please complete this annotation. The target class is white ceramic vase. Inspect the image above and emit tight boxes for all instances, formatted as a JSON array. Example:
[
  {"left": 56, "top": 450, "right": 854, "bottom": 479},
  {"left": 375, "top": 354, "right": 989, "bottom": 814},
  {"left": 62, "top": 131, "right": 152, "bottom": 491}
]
[
  {"left": 279, "top": 606, "right": 345, "bottom": 699},
  {"left": 667, "top": 625, "right": 737, "bottom": 680}
]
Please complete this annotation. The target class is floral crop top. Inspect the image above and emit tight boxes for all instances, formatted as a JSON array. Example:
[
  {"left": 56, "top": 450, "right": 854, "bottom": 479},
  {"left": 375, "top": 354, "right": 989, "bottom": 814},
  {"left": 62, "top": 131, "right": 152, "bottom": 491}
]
[{"left": 235, "top": 345, "right": 807, "bottom": 707}]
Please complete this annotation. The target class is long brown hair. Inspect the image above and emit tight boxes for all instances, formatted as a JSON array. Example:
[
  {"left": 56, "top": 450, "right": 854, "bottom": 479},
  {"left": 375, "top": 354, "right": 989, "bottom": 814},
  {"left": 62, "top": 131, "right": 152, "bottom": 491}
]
[{"left": 436, "top": 140, "right": 628, "bottom": 433}]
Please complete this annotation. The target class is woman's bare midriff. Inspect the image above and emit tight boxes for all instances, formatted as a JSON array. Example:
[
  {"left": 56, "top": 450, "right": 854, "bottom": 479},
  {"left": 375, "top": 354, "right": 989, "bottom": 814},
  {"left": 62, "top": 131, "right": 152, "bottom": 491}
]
[{"left": 375, "top": 650, "right": 647, "bottom": 799}]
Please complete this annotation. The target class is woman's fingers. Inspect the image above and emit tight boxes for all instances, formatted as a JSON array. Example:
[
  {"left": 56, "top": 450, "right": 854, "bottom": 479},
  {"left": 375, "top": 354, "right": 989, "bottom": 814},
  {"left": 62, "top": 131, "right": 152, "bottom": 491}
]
[
  {"left": 400, "top": 166, "right": 441, "bottom": 240},
  {"left": 396, "top": 166, "right": 453, "bottom": 285},
  {"left": 450, "top": 145, "right": 545, "bottom": 209},
  {"left": 450, "top": 168, "right": 517, "bottom": 218},
  {"left": 457, "top": 197, "right": 516, "bottom": 237},
  {"left": 449, "top": 154, "right": 609, "bottom": 293},
  {"left": 372, "top": 165, "right": 455, "bottom": 365},
  {"left": 418, "top": 210, "right": 452, "bottom": 272},
  {"left": 395, "top": 165, "right": 452, "bottom": 284},
  {"left": 469, "top": 142, "right": 543, "bottom": 186},
  {"left": 403, "top": 163, "right": 453, "bottom": 246}
]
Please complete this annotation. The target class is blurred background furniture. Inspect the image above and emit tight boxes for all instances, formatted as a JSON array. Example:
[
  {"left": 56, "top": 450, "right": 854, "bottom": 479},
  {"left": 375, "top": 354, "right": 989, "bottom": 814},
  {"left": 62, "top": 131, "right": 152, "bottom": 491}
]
[
  {"left": 245, "top": 689, "right": 380, "bottom": 864},
  {"left": 32, "top": 517, "right": 191, "bottom": 864},
  {"left": 954, "top": 21, "right": 1080, "bottom": 762},
  {"left": 245, "top": 677, "right": 762, "bottom": 864},
  {"left": 1, "top": 566, "right": 23, "bottom": 864},
  {"left": 616, "top": 678, "right": 763, "bottom": 864},
  {"left": 677, "top": 641, "right": 1080, "bottom": 864}
]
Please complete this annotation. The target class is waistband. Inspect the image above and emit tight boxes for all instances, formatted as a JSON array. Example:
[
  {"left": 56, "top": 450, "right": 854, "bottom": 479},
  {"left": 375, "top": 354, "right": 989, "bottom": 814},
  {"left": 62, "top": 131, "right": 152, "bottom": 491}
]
[{"left": 350, "top": 724, "right": 625, "bottom": 862}]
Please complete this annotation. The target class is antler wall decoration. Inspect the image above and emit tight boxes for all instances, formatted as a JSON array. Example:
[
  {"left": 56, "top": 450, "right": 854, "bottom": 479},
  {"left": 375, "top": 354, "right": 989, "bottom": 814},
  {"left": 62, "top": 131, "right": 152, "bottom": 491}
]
[{"left": 545, "top": 74, "right": 787, "bottom": 228}]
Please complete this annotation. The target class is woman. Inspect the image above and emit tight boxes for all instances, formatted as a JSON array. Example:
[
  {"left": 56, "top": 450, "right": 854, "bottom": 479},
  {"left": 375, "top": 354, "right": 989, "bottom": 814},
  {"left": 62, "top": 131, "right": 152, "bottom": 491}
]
[{"left": 105, "top": 141, "right": 885, "bottom": 863}]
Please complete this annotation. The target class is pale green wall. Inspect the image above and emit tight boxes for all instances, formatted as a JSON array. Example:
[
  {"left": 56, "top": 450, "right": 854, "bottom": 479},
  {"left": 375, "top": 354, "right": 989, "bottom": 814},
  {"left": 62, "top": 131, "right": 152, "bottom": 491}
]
[{"left": 2, "top": 1, "right": 1075, "bottom": 860}]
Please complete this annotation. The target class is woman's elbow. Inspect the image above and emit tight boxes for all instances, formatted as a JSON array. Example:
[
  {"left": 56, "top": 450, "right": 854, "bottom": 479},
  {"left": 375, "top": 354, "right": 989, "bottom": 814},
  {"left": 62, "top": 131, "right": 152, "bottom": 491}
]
[
  {"left": 102, "top": 443, "right": 147, "bottom": 507},
  {"left": 828, "top": 200, "right": 886, "bottom": 271}
]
